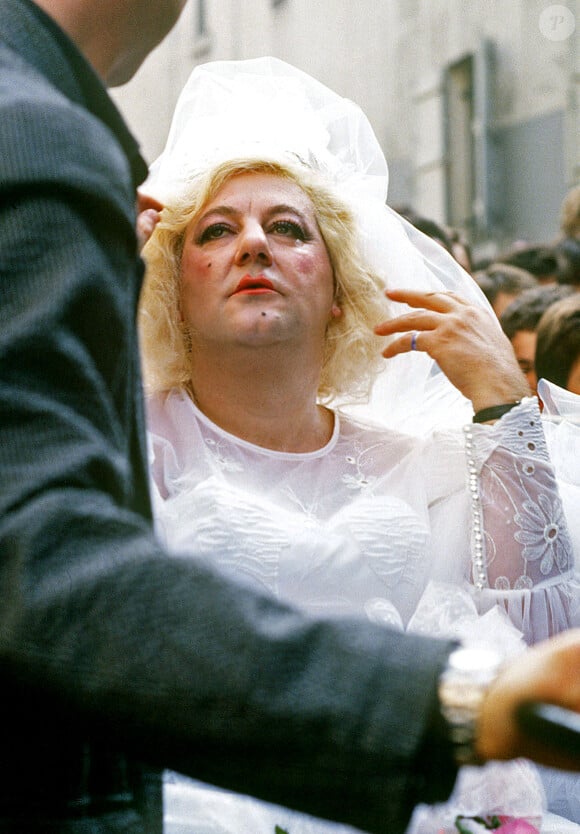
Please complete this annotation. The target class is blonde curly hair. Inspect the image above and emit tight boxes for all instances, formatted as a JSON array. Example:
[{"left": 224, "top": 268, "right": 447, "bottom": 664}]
[{"left": 139, "top": 157, "right": 390, "bottom": 403}]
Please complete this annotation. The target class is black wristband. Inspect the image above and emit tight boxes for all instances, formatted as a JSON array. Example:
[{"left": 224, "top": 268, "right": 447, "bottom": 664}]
[{"left": 472, "top": 401, "right": 521, "bottom": 424}]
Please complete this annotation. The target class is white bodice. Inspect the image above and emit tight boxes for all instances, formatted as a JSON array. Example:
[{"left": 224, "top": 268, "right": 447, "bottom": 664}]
[
  {"left": 147, "top": 388, "right": 580, "bottom": 834},
  {"left": 149, "top": 392, "right": 436, "bottom": 629},
  {"left": 147, "top": 389, "right": 577, "bottom": 644}
]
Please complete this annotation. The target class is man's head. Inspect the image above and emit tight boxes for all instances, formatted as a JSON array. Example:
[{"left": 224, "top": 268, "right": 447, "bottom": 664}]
[
  {"left": 535, "top": 293, "right": 580, "bottom": 394},
  {"left": 499, "top": 284, "right": 574, "bottom": 393},
  {"left": 32, "top": 0, "right": 188, "bottom": 85},
  {"left": 474, "top": 263, "right": 537, "bottom": 318},
  {"left": 555, "top": 236, "right": 580, "bottom": 288},
  {"left": 496, "top": 244, "right": 560, "bottom": 285}
]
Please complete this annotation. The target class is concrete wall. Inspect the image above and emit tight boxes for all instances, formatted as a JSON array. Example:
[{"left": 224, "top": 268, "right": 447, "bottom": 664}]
[{"left": 497, "top": 109, "right": 568, "bottom": 243}]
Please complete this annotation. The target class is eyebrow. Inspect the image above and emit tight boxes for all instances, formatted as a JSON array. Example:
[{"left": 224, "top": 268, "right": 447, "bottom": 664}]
[{"left": 197, "top": 203, "right": 312, "bottom": 224}]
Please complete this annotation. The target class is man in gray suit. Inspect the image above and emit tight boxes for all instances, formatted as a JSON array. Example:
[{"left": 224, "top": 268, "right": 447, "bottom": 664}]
[{"left": 0, "top": 1, "right": 579, "bottom": 832}]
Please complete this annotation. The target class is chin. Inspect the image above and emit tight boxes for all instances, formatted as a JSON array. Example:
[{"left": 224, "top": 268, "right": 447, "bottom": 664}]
[{"left": 106, "top": 58, "right": 142, "bottom": 87}]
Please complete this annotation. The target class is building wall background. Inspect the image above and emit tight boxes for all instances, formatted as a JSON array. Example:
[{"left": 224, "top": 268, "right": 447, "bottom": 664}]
[{"left": 112, "top": 0, "right": 579, "bottom": 257}]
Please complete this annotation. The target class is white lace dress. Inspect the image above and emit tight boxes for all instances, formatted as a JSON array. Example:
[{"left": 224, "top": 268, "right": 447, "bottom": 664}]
[{"left": 146, "top": 389, "right": 580, "bottom": 834}]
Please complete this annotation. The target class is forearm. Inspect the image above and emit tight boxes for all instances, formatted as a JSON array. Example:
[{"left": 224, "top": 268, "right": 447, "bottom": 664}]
[
  {"left": 465, "top": 399, "right": 575, "bottom": 641},
  {"left": 0, "top": 487, "right": 458, "bottom": 832}
]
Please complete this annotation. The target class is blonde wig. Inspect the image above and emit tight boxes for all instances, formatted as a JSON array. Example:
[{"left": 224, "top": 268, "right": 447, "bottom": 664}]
[{"left": 139, "top": 156, "right": 390, "bottom": 403}]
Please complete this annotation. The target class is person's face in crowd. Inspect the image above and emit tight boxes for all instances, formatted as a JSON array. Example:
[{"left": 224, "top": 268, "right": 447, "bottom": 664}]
[
  {"left": 451, "top": 241, "right": 472, "bottom": 274},
  {"left": 510, "top": 329, "right": 538, "bottom": 393},
  {"left": 180, "top": 172, "right": 338, "bottom": 351},
  {"left": 493, "top": 291, "right": 520, "bottom": 319},
  {"left": 567, "top": 355, "right": 580, "bottom": 395}
]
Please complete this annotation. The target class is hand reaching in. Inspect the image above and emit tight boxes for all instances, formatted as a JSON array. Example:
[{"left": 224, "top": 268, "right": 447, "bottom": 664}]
[
  {"left": 136, "top": 191, "right": 164, "bottom": 252},
  {"left": 478, "top": 629, "right": 580, "bottom": 770}
]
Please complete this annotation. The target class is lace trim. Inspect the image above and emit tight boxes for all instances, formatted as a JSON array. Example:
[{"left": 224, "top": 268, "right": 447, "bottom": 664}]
[{"left": 464, "top": 424, "right": 486, "bottom": 590}]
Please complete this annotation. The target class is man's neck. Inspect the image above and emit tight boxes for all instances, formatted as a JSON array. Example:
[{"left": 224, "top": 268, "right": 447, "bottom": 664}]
[{"left": 187, "top": 344, "right": 332, "bottom": 453}]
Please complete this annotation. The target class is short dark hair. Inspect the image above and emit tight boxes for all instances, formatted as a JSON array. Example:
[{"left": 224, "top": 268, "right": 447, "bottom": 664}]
[
  {"left": 409, "top": 216, "right": 453, "bottom": 252},
  {"left": 498, "top": 245, "right": 559, "bottom": 279},
  {"left": 535, "top": 293, "right": 580, "bottom": 388},
  {"left": 555, "top": 237, "right": 580, "bottom": 287},
  {"left": 474, "top": 263, "right": 537, "bottom": 306},
  {"left": 499, "top": 284, "right": 574, "bottom": 340}
]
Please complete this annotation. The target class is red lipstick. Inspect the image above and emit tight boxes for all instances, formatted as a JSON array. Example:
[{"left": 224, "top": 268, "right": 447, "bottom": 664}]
[{"left": 233, "top": 275, "right": 275, "bottom": 295}]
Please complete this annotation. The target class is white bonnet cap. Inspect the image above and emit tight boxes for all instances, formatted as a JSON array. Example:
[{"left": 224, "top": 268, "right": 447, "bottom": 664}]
[{"left": 146, "top": 56, "right": 388, "bottom": 203}]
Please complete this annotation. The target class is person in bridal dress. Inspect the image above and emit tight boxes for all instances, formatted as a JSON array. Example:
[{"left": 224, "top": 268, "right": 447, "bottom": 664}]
[{"left": 138, "top": 58, "right": 580, "bottom": 834}]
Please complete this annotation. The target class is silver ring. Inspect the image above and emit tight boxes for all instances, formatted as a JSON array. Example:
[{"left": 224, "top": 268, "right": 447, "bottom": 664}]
[{"left": 410, "top": 331, "right": 419, "bottom": 351}]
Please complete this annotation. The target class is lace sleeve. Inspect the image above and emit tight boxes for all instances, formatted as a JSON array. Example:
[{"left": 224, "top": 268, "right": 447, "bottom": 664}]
[{"left": 464, "top": 398, "right": 577, "bottom": 643}]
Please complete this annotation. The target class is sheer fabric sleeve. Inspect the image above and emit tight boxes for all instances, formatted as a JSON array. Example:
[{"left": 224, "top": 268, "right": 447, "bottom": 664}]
[
  {"left": 538, "top": 379, "right": 580, "bottom": 568},
  {"left": 465, "top": 397, "right": 578, "bottom": 644}
]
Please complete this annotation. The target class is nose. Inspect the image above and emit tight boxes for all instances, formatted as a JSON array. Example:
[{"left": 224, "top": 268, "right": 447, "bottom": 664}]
[{"left": 234, "top": 220, "right": 273, "bottom": 267}]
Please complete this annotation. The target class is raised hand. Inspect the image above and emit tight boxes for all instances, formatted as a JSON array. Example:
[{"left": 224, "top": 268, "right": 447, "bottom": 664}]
[{"left": 375, "top": 288, "right": 531, "bottom": 413}]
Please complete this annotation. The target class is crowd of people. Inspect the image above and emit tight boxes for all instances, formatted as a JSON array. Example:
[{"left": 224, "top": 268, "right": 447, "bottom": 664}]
[
  {"left": 399, "top": 184, "right": 580, "bottom": 404},
  {"left": 2, "top": 4, "right": 580, "bottom": 834}
]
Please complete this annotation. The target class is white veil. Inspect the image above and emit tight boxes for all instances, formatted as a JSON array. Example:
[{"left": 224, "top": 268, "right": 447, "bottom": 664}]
[{"left": 145, "top": 56, "right": 498, "bottom": 435}]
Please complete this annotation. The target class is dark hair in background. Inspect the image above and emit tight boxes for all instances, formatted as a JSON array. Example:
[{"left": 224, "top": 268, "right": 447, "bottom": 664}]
[
  {"left": 410, "top": 217, "right": 453, "bottom": 253},
  {"left": 498, "top": 245, "right": 559, "bottom": 281},
  {"left": 391, "top": 206, "right": 454, "bottom": 254},
  {"left": 474, "top": 263, "right": 537, "bottom": 307},
  {"left": 555, "top": 237, "right": 580, "bottom": 287},
  {"left": 535, "top": 293, "right": 580, "bottom": 389},
  {"left": 499, "top": 284, "right": 574, "bottom": 340}
]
